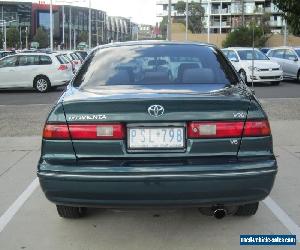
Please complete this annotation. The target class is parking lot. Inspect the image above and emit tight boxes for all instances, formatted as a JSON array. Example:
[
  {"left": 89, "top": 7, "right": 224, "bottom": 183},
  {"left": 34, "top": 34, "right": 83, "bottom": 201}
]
[{"left": 0, "top": 81, "right": 300, "bottom": 249}]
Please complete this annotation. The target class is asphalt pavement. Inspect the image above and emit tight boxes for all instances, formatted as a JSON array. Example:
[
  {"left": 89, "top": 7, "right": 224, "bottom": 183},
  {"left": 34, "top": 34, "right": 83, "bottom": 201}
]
[{"left": 0, "top": 81, "right": 300, "bottom": 249}]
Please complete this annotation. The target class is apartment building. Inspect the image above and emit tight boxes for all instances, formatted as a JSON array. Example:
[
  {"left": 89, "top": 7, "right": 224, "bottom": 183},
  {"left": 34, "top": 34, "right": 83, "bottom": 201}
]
[{"left": 156, "top": 0, "right": 285, "bottom": 34}]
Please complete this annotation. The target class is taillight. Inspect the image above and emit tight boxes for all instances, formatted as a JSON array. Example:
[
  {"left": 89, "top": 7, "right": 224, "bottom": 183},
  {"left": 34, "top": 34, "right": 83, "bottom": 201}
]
[
  {"left": 43, "top": 124, "right": 70, "bottom": 139},
  {"left": 243, "top": 120, "right": 271, "bottom": 137},
  {"left": 187, "top": 120, "right": 271, "bottom": 139},
  {"left": 68, "top": 123, "right": 125, "bottom": 140},
  {"left": 188, "top": 121, "right": 244, "bottom": 138},
  {"left": 58, "top": 64, "right": 68, "bottom": 71}
]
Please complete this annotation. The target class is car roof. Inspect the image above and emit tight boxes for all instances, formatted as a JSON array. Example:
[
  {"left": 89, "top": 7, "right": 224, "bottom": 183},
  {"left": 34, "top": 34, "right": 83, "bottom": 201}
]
[
  {"left": 224, "top": 47, "right": 260, "bottom": 51},
  {"left": 268, "top": 46, "right": 300, "bottom": 50},
  {"left": 16, "top": 52, "right": 55, "bottom": 56},
  {"left": 93, "top": 40, "right": 216, "bottom": 50}
]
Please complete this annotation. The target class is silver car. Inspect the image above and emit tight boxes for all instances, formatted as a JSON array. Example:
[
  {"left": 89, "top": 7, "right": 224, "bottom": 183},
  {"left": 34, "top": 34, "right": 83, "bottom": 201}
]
[{"left": 267, "top": 47, "right": 300, "bottom": 81}]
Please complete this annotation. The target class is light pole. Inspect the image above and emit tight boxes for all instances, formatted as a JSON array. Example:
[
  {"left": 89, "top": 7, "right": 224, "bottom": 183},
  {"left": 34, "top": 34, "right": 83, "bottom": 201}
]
[
  {"left": 207, "top": 0, "right": 211, "bottom": 43},
  {"left": 62, "top": 5, "right": 65, "bottom": 45},
  {"left": 284, "top": 18, "right": 287, "bottom": 46},
  {"left": 55, "top": 0, "right": 86, "bottom": 50},
  {"left": 50, "top": 0, "right": 53, "bottom": 51},
  {"left": 167, "top": 0, "right": 172, "bottom": 41},
  {"left": 185, "top": 0, "right": 188, "bottom": 41},
  {"left": 88, "top": 0, "right": 91, "bottom": 49},
  {"left": 92, "top": 20, "right": 105, "bottom": 46},
  {"left": 0, "top": 20, "right": 16, "bottom": 50}
]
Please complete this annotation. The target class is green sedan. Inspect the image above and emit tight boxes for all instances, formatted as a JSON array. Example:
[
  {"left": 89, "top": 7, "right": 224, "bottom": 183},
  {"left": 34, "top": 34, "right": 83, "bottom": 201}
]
[{"left": 37, "top": 41, "right": 277, "bottom": 219}]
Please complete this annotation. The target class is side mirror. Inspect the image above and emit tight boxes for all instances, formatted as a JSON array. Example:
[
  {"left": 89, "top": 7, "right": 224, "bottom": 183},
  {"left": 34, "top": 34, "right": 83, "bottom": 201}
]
[{"left": 294, "top": 58, "right": 299, "bottom": 62}]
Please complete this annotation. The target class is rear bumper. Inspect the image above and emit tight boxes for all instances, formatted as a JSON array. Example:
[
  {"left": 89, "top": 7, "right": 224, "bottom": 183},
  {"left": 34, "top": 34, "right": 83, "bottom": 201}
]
[{"left": 38, "top": 159, "right": 277, "bottom": 208}]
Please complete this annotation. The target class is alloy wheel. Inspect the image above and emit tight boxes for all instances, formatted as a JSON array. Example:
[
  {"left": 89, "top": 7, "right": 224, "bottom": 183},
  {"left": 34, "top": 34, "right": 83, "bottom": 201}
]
[{"left": 36, "top": 79, "right": 48, "bottom": 92}]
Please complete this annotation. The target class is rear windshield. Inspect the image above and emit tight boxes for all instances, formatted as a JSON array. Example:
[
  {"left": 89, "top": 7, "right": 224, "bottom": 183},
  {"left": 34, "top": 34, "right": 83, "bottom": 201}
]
[
  {"left": 73, "top": 44, "right": 238, "bottom": 88},
  {"left": 56, "top": 54, "right": 69, "bottom": 64},
  {"left": 70, "top": 53, "right": 80, "bottom": 60},
  {"left": 237, "top": 50, "right": 269, "bottom": 60}
]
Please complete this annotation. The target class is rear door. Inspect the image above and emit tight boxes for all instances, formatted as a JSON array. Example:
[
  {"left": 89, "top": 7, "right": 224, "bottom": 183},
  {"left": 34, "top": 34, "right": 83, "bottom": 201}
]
[
  {"left": 283, "top": 49, "right": 299, "bottom": 78},
  {"left": 268, "top": 49, "right": 287, "bottom": 75},
  {"left": 16, "top": 55, "right": 40, "bottom": 87}
]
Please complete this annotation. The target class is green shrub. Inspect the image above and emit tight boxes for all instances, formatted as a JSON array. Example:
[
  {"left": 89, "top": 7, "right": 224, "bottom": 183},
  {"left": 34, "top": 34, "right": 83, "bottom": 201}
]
[{"left": 222, "top": 26, "right": 268, "bottom": 48}]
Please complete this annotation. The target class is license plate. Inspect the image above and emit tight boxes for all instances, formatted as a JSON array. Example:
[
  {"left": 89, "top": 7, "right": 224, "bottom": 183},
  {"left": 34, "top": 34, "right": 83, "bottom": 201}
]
[{"left": 128, "top": 127, "right": 185, "bottom": 149}]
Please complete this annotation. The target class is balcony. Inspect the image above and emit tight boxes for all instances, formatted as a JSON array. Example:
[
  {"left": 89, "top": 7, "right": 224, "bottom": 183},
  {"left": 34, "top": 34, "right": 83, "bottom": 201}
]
[
  {"left": 269, "top": 20, "right": 284, "bottom": 27},
  {"left": 211, "top": 8, "right": 230, "bottom": 15}
]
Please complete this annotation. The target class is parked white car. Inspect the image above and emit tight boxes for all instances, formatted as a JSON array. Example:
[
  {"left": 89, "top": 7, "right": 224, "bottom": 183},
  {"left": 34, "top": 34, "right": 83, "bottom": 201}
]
[
  {"left": 0, "top": 53, "right": 73, "bottom": 92},
  {"left": 267, "top": 47, "right": 300, "bottom": 82},
  {"left": 63, "top": 51, "right": 82, "bottom": 72},
  {"left": 222, "top": 47, "right": 283, "bottom": 85}
]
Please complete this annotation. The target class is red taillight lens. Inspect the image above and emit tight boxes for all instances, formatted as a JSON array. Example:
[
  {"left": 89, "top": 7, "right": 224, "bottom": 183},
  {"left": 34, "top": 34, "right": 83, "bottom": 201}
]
[
  {"left": 58, "top": 64, "right": 68, "bottom": 71},
  {"left": 243, "top": 120, "right": 271, "bottom": 137},
  {"left": 68, "top": 123, "right": 125, "bottom": 140},
  {"left": 188, "top": 121, "right": 244, "bottom": 138},
  {"left": 43, "top": 124, "right": 70, "bottom": 139}
]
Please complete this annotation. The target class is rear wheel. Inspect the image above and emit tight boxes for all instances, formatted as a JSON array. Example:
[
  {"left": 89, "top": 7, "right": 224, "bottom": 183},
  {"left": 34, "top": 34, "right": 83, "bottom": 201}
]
[
  {"left": 235, "top": 202, "right": 259, "bottom": 216},
  {"left": 239, "top": 69, "right": 247, "bottom": 84},
  {"left": 56, "top": 205, "right": 87, "bottom": 219},
  {"left": 297, "top": 70, "right": 300, "bottom": 83},
  {"left": 34, "top": 76, "right": 51, "bottom": 93}
]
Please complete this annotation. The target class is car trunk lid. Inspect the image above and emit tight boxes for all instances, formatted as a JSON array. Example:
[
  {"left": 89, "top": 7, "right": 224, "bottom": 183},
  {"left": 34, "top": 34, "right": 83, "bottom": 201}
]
[{"left": 62, "top": 85, "right": 251, "bottom": 159}]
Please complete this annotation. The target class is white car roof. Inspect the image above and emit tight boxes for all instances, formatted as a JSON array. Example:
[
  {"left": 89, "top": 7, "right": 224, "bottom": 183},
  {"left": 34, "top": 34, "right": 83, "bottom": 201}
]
[
  {"left": 224, "top": 47, "right": 260, "bottom": 51},
  {"left": 16, "top": 53, "right": 55, "bottom": 57}
]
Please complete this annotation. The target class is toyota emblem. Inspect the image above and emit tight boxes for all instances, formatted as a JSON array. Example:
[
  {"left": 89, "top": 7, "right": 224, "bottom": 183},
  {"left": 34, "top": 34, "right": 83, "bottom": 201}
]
[{"left": 148, "top": 105, "right": 164, "bottom": 117}]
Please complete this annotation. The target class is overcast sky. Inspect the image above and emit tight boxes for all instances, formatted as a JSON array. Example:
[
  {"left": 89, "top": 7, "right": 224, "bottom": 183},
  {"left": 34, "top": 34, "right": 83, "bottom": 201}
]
[{"left": 3, "top": 0, "right": 159, "bottom": 25}]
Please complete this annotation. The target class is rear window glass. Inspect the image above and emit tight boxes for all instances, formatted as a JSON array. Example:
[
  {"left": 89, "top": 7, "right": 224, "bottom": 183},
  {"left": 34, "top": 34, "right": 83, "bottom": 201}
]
[
  {"left": 40, "top": 55, "right": 52, "bottom": 65},
  {"left": 70, "top": 53, "right": 79, "bottom": 60},
  {"left": 56, "top": 55, "right": 69, "bottom": 64},
  {"left": 18, "top": 55, "right": 40, "bottom": 66},
  {"left": 76, "top": 51, "right": 88, "bottom": 59},
  {"left": 73, "top": 44, "right": 238, "bottom": 88}
]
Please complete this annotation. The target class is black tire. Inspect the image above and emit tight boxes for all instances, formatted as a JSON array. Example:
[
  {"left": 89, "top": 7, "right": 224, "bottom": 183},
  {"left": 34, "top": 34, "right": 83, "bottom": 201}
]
[
  {"left": 239, "top": 69, "right": 247, "bottom": 84},
  {"left": 33, "top": 76, "right": 51, "bottom": 93},
  {"left": 272, "top": 81, "right": 280, "bottom": 86},
  {"left": 56, "top": 205, "right": 87, "bottom": 219},
  {"left": 297, "top": 70, "right": 300, "bottom": 83},
  {"left": 235, "top": 202, "right": 259, "bottom": 216}
]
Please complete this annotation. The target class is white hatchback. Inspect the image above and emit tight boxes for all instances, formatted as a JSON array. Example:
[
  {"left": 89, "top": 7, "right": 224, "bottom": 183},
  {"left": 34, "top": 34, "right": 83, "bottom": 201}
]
[
  {"left": 0, "top": 53, "right": 73, "bottom": 92},
  {"left": 222, "top": 47, "right": 283, "bottom": 85}
]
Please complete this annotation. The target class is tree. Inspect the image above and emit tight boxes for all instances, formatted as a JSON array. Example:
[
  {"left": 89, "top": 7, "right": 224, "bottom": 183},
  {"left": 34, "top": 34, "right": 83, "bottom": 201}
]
[
  {"left": 159, "top": 16, "right": 168, "bottom": 39},
  {"left": 273, "top": 0, "right": 300, "bottom": 35},
  {"left": 175, "top": 0, "right": 205, "bottom": 33},
  {"left": 78, "top": 31, "right": 88, "bottom": 43},
  {"left": 222, "top": 26, "right": 267, "bottom": 48},
  {"left": 6, "top": 28, "right": 19, "bottom": 48},
  {"left": 33, "top": 27, "right": 49, "bottom": 48}
]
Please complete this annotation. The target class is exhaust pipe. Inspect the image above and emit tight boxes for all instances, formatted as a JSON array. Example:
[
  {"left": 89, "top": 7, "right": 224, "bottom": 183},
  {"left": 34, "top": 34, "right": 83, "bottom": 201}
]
[{"left": 213, "top": 208, "right": 227, "bottom": 219}]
